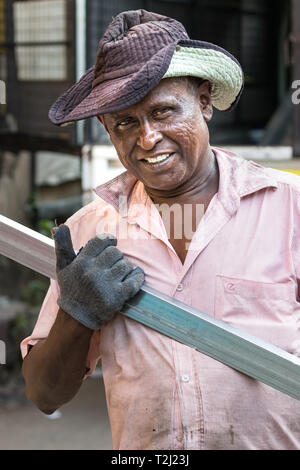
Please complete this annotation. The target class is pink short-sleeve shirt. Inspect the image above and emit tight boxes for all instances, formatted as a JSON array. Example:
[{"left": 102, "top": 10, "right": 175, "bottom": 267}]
[{"left": 21, "top": 147, "right": 300, "bottom": 450}]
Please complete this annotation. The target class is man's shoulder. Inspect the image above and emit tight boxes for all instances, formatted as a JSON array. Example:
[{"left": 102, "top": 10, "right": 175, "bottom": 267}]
[
  {"left": 60, "top": 196, "right": 118, "bottom": 250},
  {"left": 63, "top": 195, "right": 118, "bottom": 244},
  {"left": 215, "top": 147, "right": 300, "bottom": 195},
  {"left": 66, "top": 197, "right": 111, "bottom": 226},
  {"left": 260, "top": 165, "right": 300, "bottom": 194}
]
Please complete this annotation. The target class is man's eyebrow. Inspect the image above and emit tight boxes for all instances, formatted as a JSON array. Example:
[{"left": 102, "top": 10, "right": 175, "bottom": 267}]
[
  {"left": 109, "top": 111, "right": 127, "bottom": 119},
  {"left": 149, "top": 98, "right": 178, "bottom": 108},
  {"left": 107, "top": 98, "right": 179, "bottom": 122},
  {"left": 108, "top": 111, "right": 132, "bottom": 122}
]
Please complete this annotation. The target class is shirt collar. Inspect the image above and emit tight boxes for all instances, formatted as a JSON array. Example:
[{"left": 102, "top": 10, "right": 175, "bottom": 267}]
[
  {"left": 94, "top": 146, "right": 278, "bottom": 217},
  {"left": 213, "top": 146, "right": 278, "bottom": 215}
]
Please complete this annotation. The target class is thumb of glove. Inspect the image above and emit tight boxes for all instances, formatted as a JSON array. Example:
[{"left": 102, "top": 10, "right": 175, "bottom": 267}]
[{"left": 51, "top": 224, "right": 76, "bottom": 273}]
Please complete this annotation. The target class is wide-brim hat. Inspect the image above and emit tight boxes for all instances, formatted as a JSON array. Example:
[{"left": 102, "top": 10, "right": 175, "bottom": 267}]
[{"left": 49, "top": 9, "right": 244, "bottom": 126}]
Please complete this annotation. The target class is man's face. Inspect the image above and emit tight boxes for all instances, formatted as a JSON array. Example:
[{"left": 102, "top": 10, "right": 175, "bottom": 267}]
[{"left": 98, "top": 77, "right": 212, "bottom": 192}]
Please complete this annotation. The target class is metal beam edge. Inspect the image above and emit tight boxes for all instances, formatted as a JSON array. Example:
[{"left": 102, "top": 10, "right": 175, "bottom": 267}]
[{"left": 1, "top": 214, "right": 300, "bottom": 400}]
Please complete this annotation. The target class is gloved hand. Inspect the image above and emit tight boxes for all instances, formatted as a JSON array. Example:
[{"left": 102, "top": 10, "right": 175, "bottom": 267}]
[{"left": 52, "top": 224, "right": 145, "bottom": 330}]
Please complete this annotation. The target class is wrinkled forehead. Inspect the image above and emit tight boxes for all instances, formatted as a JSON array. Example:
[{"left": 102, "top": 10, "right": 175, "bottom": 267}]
[{"left": 102, "top": 76, "right": 202, "bottom": 121}]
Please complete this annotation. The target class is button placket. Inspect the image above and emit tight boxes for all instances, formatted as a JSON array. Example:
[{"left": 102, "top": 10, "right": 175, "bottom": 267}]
[{"left": 173, "top": 341, "right": 202, "bottom": 449}]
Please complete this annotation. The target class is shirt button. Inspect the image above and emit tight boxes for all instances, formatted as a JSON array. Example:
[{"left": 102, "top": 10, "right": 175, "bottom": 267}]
[
  {"left": 181, "top": 374, "right": 190, "bottom": 382},
  {"left": 176, "top": 283, "right": 184, "bottom": 292},
  {"left": 226, "top": 282, "right": 236, "bottom": 292}
]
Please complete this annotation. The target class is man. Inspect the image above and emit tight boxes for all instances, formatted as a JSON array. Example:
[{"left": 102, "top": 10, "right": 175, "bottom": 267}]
[{"left": 21, "top": 10, "right": 300, "bottom": 450}]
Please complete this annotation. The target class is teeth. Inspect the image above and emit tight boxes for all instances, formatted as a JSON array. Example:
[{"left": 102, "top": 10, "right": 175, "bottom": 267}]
[{"left": 145, "top": 153, "right": 170, "bottom": 163}]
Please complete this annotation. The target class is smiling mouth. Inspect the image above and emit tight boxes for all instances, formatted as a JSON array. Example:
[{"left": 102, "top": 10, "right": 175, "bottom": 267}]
[{"left": 142, "top": 153, "right": 174, "bottom": 164}]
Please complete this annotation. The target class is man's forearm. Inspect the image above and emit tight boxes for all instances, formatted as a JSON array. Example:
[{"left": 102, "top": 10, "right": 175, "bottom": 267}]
[{"left": 22, "top": 308, "right": 94, "bottom": 414}]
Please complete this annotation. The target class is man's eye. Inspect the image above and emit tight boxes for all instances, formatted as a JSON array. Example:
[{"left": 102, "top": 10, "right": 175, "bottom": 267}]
[
  {"left": 116, "top": 118, "right": 132, "bottom": 128},
  {"left": 154, "top": 107, "right": 171, "bottom": 117}
]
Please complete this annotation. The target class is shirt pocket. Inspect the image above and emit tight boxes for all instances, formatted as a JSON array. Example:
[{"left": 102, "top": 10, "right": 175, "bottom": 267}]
[{"left": 214, "top": 275, "right": 296, "bottom": 332}]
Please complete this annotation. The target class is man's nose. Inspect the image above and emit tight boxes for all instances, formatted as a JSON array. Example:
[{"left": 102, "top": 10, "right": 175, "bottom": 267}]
[{"left": 136, "top": 121, "right": 162, "bottom": 150}]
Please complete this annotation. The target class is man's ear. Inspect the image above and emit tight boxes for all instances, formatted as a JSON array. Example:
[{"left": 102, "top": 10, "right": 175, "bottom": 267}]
[
  {"left": 197, "top": 81, "right": 213, "bottom": 122},
  {"left": 97, "top": 115, "right": 109, "bottom": 132}
]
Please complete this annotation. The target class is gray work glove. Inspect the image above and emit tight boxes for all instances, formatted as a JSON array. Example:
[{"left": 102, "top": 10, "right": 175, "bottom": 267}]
[{"left": 52, "top": 224, "right": 145, "bottom": 330}]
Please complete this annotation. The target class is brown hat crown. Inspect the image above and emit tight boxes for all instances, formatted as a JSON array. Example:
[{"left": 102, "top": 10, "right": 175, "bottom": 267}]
[
  {"left": 92, "top": 9, "right": 189, "bottom": 89},
  {"left": 49, "top": 9, "right": 244, "bottom": 126}
]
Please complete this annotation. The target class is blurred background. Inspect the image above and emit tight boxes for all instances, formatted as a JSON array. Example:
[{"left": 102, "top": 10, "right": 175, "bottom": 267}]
[{"left": 0, "top": 0, "right": 299, "bottom": 449}]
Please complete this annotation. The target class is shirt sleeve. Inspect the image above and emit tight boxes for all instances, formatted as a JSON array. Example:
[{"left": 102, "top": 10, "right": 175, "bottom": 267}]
[
  {"left": 20, "top": 278, "right": 59, "bottom": 358},
  {"left": 292, "top": 188, "right": 300, "bottom": 287},
  {"left": 20, "top": 278, "right": 101, "bottom": 377},
  {"left": 20, "top": 216, "right": 102, "bottom": 378}
]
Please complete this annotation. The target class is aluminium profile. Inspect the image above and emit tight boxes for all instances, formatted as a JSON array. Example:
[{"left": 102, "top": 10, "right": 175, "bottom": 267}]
[{"left": 1, "top": 213, "right": 300, "bottom": 400}]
